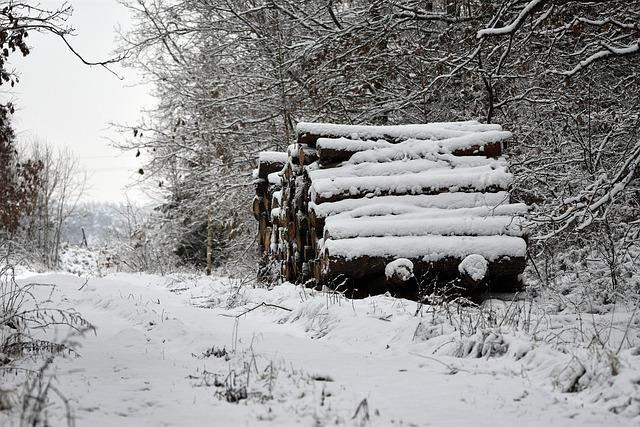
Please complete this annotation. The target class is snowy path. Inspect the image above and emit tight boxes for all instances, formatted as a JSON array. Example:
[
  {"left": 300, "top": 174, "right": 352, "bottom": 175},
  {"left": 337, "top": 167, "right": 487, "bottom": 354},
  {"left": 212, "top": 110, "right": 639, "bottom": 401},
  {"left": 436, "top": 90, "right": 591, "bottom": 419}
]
[{"left": 12, "top": 272, "right": 639, "bottom": 426}]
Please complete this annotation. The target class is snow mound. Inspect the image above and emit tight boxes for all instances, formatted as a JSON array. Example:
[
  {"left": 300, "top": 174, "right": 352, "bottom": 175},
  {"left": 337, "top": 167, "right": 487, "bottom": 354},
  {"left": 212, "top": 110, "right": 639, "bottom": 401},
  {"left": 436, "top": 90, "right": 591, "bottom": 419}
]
[
  {"left": 385, "top": 258, "right": 414, "bottom": 282},
  {"left": 458, "top": 254, "right": 489, "bottom": 281}
]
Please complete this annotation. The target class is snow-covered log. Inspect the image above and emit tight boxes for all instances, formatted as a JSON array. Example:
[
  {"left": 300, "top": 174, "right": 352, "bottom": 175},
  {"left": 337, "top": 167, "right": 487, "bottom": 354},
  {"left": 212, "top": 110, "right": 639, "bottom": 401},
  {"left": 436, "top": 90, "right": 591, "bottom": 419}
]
[
  {"left": 315, "top": 132, "right": 509, "bottom": 165},
  {"left": 309, "top": 166, "right": 513, "bottom": 204},
  {"left": 310, "top": 199, "right": 520, "bottom": 239},
  {"left": 308, "top": 155, "right": 506, "bottom": 181},
  {"left": 296, "top": 121, "right": 505, "bottom": 147},
  {"left": 323, "top": 215, "right": 527, "bottom": 240},
  {"left": 318, "top": 255, "right": 525, "bottom": 295},
  {"left": 257, "top": 151, "right": 287, "bottom": 179}
]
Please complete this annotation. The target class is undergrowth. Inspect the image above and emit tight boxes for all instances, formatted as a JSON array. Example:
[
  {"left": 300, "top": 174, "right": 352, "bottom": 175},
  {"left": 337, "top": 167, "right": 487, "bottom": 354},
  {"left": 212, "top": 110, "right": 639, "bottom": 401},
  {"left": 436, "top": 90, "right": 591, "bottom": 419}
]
[{"left": 1, "top": 242, "right": 94, "bottom": 426}]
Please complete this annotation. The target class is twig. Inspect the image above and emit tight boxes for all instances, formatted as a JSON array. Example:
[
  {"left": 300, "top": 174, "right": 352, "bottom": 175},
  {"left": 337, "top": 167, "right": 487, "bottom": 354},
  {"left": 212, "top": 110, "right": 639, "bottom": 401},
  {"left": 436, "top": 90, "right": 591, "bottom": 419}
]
[
  {"left": 77, "top": 278, "right": 89, "bottom": 291},
  {"left": 408, "top": 351, "right": 469, "bottom": 373},
  {"left": 220, "top": 302, "right": 292, "bottom": 318}
]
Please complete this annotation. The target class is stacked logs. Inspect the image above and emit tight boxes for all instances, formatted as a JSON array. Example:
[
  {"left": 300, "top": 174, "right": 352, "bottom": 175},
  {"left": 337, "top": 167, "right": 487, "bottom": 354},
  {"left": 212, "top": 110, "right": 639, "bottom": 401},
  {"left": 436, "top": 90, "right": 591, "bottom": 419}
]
[
  {"left": 254, "top": 121, "right": 528, "bottom": 296},
  {"left": 253, "top": 151, "right": 287, "bottom": 258}
]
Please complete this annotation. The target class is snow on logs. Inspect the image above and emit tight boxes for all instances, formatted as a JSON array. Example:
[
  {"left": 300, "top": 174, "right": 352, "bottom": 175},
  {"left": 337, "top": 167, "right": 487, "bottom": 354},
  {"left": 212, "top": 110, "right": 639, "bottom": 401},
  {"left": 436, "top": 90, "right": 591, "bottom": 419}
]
[
  {"left": 309, "top": 166, "right": 513, "bottom": 204},
  {"left": 253, "top": 121, "right": 528, "bottom": 295},
  {"left": 315, "top": 131, "right": 509, "bottom": 166},
  {"left": 322, "top": 214, "right": 527, "bottom": 240},
  {"left": 296, "top": 121, "right": 505, "bottom": 146}
]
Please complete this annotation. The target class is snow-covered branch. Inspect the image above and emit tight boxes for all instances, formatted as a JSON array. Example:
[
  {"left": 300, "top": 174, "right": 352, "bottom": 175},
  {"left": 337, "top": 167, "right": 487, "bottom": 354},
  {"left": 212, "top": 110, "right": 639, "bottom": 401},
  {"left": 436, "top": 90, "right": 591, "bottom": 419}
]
[
  {"left": 558, "top": 42, "right": 640, "bottom": 77},
  {"left": 477, "top": 0, "right": 547, "bottom": 39}
]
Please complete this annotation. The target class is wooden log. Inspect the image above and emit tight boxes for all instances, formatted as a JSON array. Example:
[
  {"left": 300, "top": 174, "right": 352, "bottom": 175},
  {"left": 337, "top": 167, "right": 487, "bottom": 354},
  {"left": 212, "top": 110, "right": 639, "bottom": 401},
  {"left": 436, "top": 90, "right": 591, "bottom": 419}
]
[
  {"left": 306, "top": 259, "right": 319, "bottom": 288},
  {"left": 323, "top": 215, "right": 527, "bottom": 240},
  {"left": 315, "top": 138, "right": 389, "bottom": 166},
  {"left": 310, "top": 167, "right": 512, "bottom": 205},
  {"left": 283, "top": 161, "right": 295, "bottom": 181},
  {"left": 257, "top": 151, "right": 287, "bottom": 179},
  {"left": 318, "top": 253, "right": 525, "bottom": 297},
  {"left": 283, "top": 255, "right": 292, "bottom": 282},
  {"left": 278, "top": 228, "right": 287, "bottom": 255},
  {"left": 254, "top": 178, "right": 269, "bottom": 197},
  {"left": 269, "top": 225, "right": 279, "bottom": 252},
  {"left": 303, "top": 245, "right": 314, "bottom": 262},
  {"left": 286, "top": 209, "right": 296, "bottom": 241},
  {"left": 292, "top": 175, "right": 309, "bottom": 213},
  {"left": 308, "top": 192, "right": 516, "bottom": 235},
  {"left": 296, "top": 122, "right": 508, "bottom": 148},
  {"left": 271, "top": 190, "right": 281, "bottom": 210},
  {"left": 264, "top": 226, "right": 272, "bottom": 252},
  {"left": 312, "top": 183, "right": 507, "bottom": 205},
  {"left": 271, "top": 208, "right": 283, "bottom": 227},
  {"left": 309, "top": 192, "right": 511, "bottom": 222},
  {"left": 296, "top": 236, "right": 310, "bottom": 268},
  {"left": 280, "top": 183, "right": 291, "bottom": 208},
  {"left": 294, "top": 212, "right": 310, "bottom": 278},
  {"left": 309, "top": 156, "right": 506, "bottom": 183},
  {"left": 266, "top": 172, "right": 283, "bottom": 190},
  {"left": 252, "top": 196, "right": 263, "bottom": 221},
  {"left": 288, "top": 144, "right": 301, "bottom": 165},
  {"left": 257, "top": 212, "right": 269, "bottom": 254},
  {"left": 317, "top": 146, "right": 368, "bottom": 167},
  {"left": 257, "top": 161, "right": 286, "bottom": 180},
  {"left": 318, "top": 234, "right": 526, "bottom": 291},
  {"left": 298, "top": 145, "right": 318, "bottom": 166},
  {"left": 309, "top": 225, "right": 320, "bottom": 254},
  {"left": 385, "top": 259, "right": 415, "bottom": 286},
  {"left": 317, "top": 141, "right": 503, "bottom": 166},
  {"left": 291, "top": 242, "right": 301, "bottom": 280}
]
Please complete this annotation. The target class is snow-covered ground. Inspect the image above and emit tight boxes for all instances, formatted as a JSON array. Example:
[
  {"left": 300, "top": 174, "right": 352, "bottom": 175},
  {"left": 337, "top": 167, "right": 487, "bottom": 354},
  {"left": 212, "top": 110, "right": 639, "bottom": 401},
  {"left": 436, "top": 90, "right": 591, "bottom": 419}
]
[{"left": 2, "top": 269, "right": 639, "bottom": 426}]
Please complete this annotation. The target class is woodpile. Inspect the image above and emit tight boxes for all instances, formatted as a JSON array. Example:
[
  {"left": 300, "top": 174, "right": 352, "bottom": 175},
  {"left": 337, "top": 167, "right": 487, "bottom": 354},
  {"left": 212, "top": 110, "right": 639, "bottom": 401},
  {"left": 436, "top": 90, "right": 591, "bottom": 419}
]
[{"left": 253, "top": 121, "right": 528, "bottom": 296}]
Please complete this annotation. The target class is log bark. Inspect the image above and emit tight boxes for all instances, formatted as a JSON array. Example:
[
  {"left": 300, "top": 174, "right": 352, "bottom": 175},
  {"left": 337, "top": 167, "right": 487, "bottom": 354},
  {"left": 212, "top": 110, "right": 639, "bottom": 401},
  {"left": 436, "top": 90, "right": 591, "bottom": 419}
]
[
  {"left": 257, "top": 159, "right": 286, "bottom": 180},
  {"left": 271, "top": 210, "right": 283, "bottom": 227},
  {"left": 254, "top": 178, "right": 269, "bottom": 197},
  {"left": 298, "top": 145, "right": 318, "bottom": 166},
  {"left": 252, "top": 196, "right": 264, "bottom": 221},
  {"left": 257, "top": 212, "right": 270, "bottom": 254}
]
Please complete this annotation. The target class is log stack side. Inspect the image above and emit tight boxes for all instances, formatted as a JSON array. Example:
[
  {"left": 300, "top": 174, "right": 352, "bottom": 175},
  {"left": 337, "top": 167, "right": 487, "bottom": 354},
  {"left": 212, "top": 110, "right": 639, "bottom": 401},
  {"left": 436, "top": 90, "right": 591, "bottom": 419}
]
[
  {"left": 253, "top": 151, "right": 288, "bottom": 263},
  {"left": 254, "top": 121, "right": 528, "bottom": 296}
]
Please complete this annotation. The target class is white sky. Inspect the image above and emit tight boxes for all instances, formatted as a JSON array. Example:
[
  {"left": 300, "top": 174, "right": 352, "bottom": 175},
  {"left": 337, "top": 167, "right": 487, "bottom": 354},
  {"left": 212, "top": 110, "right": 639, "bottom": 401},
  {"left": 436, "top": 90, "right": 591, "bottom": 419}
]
[{"left": 8, "top": 0, "right": 156, "bottom": 204}]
